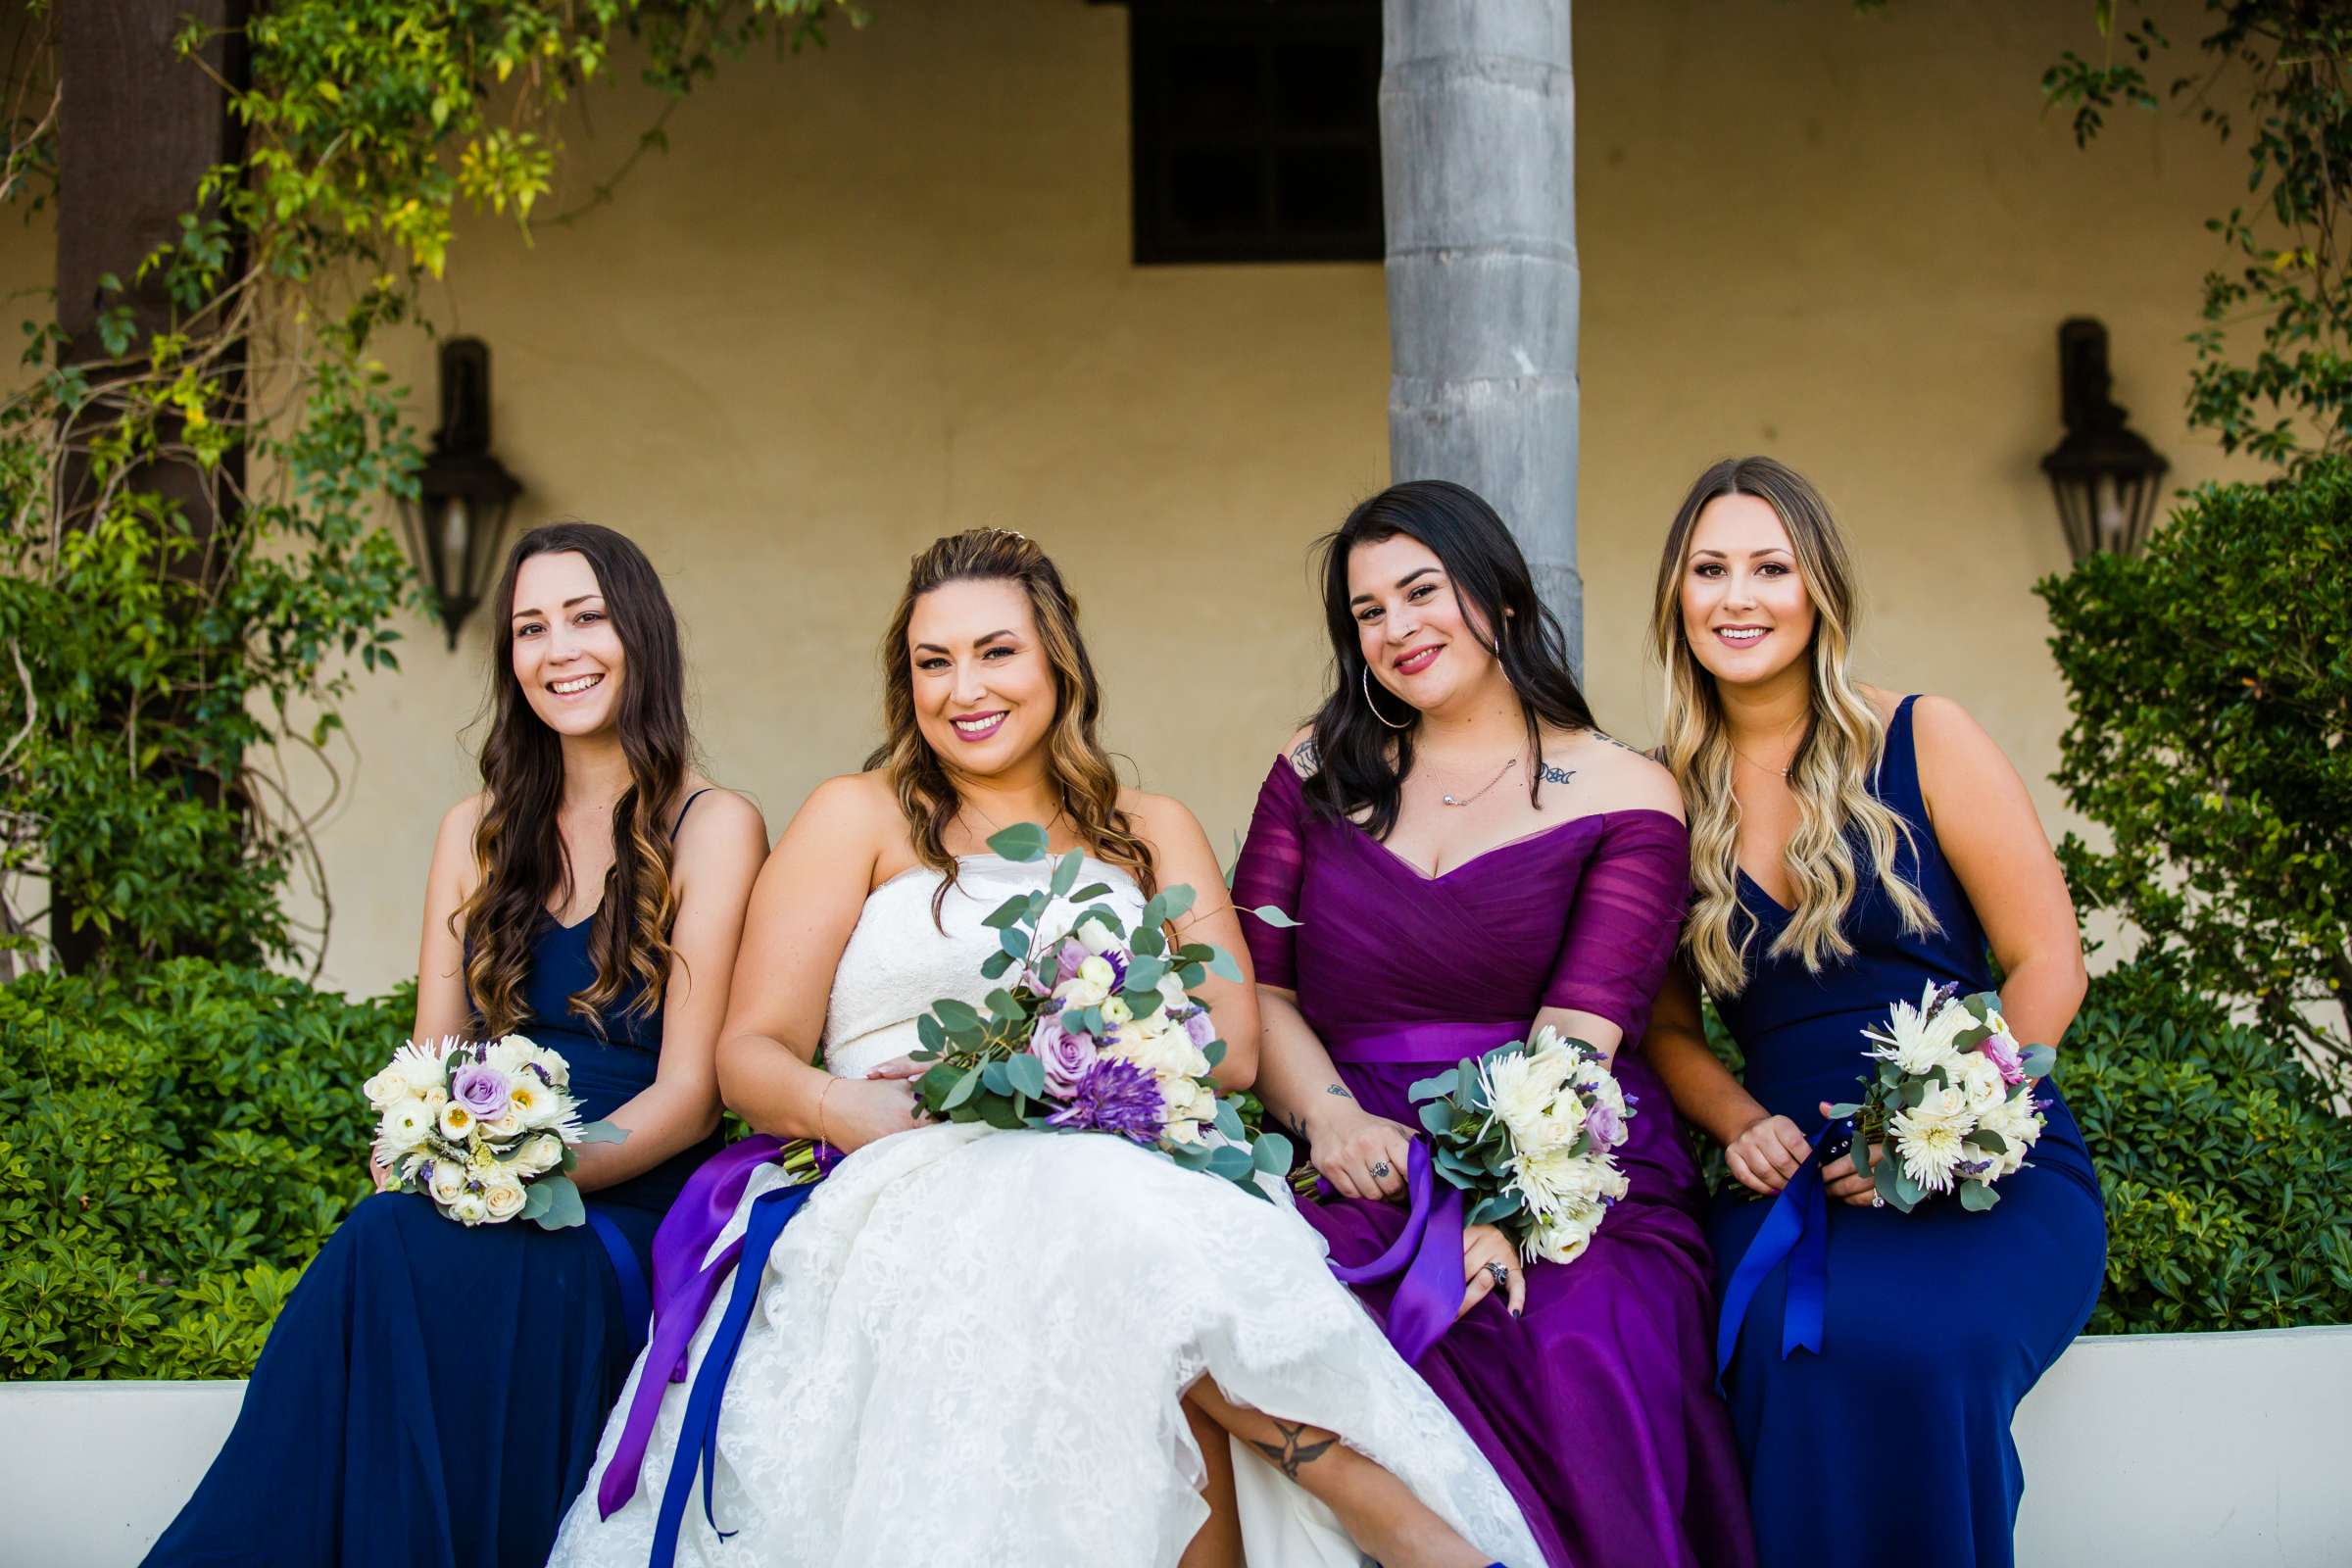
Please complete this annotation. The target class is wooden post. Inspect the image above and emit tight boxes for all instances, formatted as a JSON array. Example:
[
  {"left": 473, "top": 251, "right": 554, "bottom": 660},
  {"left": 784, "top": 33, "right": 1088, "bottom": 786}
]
[{"left": 50, "top": 1, "right": 248, "bottom": 969}]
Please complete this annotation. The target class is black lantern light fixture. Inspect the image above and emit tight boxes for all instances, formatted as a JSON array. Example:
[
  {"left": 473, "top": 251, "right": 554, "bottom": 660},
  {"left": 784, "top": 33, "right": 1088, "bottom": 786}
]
[
  {"left": 2039, "top": 318, "right": 2169, "bottom": 563},
  {"left": 401, "top": 337, "right": 521, "bottom": 648}
]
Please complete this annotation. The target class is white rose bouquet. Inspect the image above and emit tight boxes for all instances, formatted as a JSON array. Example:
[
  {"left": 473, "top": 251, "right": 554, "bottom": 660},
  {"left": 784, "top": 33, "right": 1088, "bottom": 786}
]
[
  {"left": 364, "top": 1034, "right": 625, "bottom": 1228},
  {"left": 905, "top": 823, "right": 1292, "bottom": 1199},
  {"left": 1407, "top": 1025, "right": 1637, "bottom": 1266},
  {"left": 1826, "top": 981, "right": 2053, "bottom": 1213}
]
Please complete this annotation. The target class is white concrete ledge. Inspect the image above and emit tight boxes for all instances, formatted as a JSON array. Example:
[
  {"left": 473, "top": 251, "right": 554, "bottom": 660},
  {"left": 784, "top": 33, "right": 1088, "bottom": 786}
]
[{"left": 4, "top": 1326, "right": 2348, "bottom": 1566}]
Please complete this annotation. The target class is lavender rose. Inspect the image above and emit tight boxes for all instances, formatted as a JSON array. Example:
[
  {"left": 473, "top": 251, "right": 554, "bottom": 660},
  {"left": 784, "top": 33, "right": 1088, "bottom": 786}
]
[
  {"left": 450, "top": 1063, "right": 512, "bottom": 1124},
  {"left": 1030, "top": 1015, "right": 1100, "bottom": 1098},
  {"left": 1584, "top": 1100, "right": 1625, "bottom": 1148}
]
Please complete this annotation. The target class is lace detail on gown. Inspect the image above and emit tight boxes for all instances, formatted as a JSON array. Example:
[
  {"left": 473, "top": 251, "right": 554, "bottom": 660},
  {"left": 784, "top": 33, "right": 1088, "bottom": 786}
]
[{"left": 551, "top": 855, "right": 1540, "bottom": 1568}]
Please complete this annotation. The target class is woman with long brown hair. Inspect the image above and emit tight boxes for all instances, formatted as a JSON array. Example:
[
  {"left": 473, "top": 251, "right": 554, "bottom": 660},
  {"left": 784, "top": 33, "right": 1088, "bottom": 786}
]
[
  {"left": 554, "top": 529, "right": 1536, "bottom": 1568},
  {"left": 1642, "top": 458, "right": 2105, "bottom": 1568},
  {"left": 148, "top": 522, "right": 768, "bottom": 1568}
]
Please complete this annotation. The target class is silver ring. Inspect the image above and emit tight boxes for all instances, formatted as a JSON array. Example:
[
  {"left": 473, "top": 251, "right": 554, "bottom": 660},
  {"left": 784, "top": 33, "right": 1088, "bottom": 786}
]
[
  {"left": 1871, "top": 1195, "right": 1886, "bottom": 1209},
  {"left": 1485, "top": 1260, "right": 1509, "bottom": 1288},
  {"left": 1370, "top": 1160, "right": 1392, "bottom": 1180}
]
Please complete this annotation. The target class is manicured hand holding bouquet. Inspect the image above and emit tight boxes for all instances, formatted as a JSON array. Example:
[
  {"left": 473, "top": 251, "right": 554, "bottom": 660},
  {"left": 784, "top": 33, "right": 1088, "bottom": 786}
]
[
  {"left": 1408, "top": 1025, "right": 1637, "bottom": 1266},
  {"left": 1829, "top": 981, "right": 2051, "bottom": 1212},
  {"left": 365, "top": 1035, "right": 624, "bottom": 1228},
  {"left": 906, "top": 823, "right": 1294, "bottom": 1198}
]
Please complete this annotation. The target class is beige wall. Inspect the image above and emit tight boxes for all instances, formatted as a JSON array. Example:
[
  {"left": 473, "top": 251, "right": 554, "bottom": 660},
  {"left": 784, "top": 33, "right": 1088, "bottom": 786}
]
[{"left": 0, "top": 1, "right": 2260, "bottom": 998}]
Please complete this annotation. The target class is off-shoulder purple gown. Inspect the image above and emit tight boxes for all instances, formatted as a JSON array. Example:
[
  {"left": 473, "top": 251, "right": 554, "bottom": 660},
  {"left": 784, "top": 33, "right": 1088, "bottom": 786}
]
[{"left": 1233, "top": 758, "right": 1754, "bottom": 1568}]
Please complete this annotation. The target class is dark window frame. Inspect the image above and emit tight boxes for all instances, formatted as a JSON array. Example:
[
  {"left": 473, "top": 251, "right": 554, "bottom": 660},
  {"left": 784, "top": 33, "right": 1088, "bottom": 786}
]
[{"left": 1113, "top": 0, "right": 1385, "bottom": 267}]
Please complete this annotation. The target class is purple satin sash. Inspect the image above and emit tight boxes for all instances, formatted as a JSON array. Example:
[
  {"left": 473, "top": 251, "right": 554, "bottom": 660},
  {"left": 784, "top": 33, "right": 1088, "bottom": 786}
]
[
  {"left": 1323, "top": 1140, "right": 1466, "bottom": 1365},
  {"left": 1324, "top": 1018, "right": 1517, "bottom": 1066},
  {"left": 597, "top": 1135, "right": 789, "bottom": 1519}
]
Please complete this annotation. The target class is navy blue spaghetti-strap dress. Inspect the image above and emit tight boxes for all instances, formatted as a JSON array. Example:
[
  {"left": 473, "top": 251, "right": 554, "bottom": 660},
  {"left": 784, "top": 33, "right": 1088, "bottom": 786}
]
[
  {"left": 146, "top": 793, "right": 723, "bottom": 1568},
  {"left": 1706, "top": 699, "right": 2106, "bottom": 1568}
]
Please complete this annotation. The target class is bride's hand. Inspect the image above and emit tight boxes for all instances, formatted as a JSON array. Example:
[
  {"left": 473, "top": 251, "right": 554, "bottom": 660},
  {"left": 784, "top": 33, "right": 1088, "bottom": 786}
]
[
  {"left": 1306, "top": 1098, "right": 1415, "bottom": 1202},
  {"left": 822, "top": 1076, "right": 928, "bottom": 1152}
]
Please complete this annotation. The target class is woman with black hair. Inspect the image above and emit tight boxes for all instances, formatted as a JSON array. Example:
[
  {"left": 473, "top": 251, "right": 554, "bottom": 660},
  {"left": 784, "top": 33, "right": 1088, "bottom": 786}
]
[
  {"left": 146, "top": 522, "right": 768, "bottom": 1568},
  {"left": 1230, "top": 482, "right": 1754, "bottom": 1566}
]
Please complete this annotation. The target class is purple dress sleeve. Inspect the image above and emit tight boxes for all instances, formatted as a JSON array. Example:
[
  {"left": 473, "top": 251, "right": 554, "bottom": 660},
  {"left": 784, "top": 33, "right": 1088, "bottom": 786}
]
[
  {"left": 1230, "top": 757, "right": 1307, "bottom": 991},
  {"left": 1541, "top": 810, "right": 1691, "bottom": 1051}
]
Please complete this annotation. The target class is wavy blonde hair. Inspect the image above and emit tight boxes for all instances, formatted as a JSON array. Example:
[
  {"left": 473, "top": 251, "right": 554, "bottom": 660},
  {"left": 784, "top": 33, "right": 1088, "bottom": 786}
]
[
  {"left": 1650, "top": 458, "right": 1937, "bottom": 997},
  {"left": 865, "top": 529, "right": 1155, "bottom": 924}
]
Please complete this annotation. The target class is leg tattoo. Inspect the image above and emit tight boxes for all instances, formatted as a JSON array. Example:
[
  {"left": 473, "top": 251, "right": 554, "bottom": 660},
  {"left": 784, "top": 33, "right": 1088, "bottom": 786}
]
[{"left": 1250, "top": 1419, "right": 1339, "bottom": 1483}]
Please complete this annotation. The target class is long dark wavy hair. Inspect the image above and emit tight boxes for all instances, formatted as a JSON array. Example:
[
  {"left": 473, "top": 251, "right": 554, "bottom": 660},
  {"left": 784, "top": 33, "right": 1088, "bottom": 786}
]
[
  {"left": 457, "top": 520, "right": 692, "bottom": 1037},
  {"left": 864, "top": 529, "right": 1155, "bottom": 924},
  {"left": 1303, "top": 479, "right": 1598, "bottom": 838}
]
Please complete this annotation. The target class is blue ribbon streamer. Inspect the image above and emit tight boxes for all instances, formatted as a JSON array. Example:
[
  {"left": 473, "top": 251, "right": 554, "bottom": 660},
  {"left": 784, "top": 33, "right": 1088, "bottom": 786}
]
[
  {"left": 1714, "top": 1120, "right": 1838, "bottom": 1384},
  {"left": 585, "top": 1204, "right": 650, "bottom": 1359},
  {"left": 647, "top": 1179, "right": 817, "bottom": 1568}
]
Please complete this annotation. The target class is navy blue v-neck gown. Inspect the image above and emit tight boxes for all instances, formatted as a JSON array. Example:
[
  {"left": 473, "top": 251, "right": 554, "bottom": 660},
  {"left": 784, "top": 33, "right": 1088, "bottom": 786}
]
[
  {"left": 1707, "top": 697, "right": 2106, "bottom": 1568},
  {"left": 146, "top": 808, "right": 721, "bottom": 1568}
]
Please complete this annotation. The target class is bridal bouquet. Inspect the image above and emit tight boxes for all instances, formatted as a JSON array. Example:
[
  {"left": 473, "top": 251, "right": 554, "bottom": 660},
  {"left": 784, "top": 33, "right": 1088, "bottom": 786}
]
[
  {"left": 906, "top": 823, "right": 1293, "bottom": 1199},
  {"left": 1826, "top": 981, "right": 2052, "bottom": 1213},
  {"left": 364, "top": 1035, "right": 624, "bottom": 1228},
  {"left": 1408, "top": 1025, "right": 1636, "bottom": 1265}
]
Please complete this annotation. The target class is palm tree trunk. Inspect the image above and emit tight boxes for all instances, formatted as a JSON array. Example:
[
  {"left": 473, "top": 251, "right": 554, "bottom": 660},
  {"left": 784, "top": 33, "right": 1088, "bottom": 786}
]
[{"left": 1381, "top": 0, "right": 1582, "bottom": 673}]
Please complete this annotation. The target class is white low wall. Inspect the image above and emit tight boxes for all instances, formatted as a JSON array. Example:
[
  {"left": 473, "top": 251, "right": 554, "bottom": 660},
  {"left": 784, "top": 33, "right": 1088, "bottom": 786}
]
[{"left": 5, "top": 1327, "right": 2348, "bottom": 1567}]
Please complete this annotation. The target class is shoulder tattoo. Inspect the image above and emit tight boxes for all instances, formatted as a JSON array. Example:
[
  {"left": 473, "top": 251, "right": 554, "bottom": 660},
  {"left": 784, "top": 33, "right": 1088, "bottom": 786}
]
[
  {"left": 1587, "top": 729, "right": 1644, "bottom": 757},
  {"left": 1288, "top": 737, "right": 1321, "bottom": 780},
  {"left": 1537, "top": 761, "right": 1576, "bottom": 786}
]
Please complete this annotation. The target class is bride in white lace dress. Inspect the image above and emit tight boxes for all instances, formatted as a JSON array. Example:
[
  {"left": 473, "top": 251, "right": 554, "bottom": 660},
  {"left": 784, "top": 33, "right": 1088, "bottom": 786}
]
[{"left": 549, "top": 532, "right": 1538, "bottom": 1568}]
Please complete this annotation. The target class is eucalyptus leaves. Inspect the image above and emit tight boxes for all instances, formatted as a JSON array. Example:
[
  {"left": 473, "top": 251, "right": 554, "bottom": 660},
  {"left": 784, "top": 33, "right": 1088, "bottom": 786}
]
[{"left": 906, "top": 823, "right": 1293, "bottom": 1198}]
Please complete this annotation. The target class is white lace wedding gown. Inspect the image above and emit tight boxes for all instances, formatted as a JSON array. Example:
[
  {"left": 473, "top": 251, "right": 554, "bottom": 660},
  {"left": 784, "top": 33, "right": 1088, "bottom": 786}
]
[{"left": 549, "top": 854, "right": 1540, "bottom": 1568}]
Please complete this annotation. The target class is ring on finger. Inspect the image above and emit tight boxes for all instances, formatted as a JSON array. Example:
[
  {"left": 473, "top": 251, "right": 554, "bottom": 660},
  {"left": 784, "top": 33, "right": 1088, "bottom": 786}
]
[
  {"left": 1369, "top": 1159, "right": 1392, "bottom": 1180},
  {"left": 1485, "top": 1260, "right": 1509, "bottom": 1289}
]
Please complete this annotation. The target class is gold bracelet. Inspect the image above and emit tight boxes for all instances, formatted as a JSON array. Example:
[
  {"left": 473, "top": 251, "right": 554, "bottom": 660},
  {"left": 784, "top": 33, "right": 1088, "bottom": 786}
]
[{"left": 816, "top": 1076, "right": 840, "bottom": 1147}]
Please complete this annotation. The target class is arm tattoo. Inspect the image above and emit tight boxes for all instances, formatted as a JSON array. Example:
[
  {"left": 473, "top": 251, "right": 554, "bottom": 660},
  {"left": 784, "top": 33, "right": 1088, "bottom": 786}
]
[
  {"left": 1288, "top": 737, "right": 1321, "bottom": 779},
  {"left": 1325, "top": 1083, "right": 1354, "bottom": 1101},
  {"left": 1250, "top": 1419, "right": 1339, "bottom": 1482}
]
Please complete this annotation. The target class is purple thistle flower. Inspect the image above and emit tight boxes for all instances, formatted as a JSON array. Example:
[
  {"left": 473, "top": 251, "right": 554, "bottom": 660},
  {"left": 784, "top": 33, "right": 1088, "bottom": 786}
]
[
  {"left": 1047, "top": 1057, "right": 1165, "bottom": 1144},
  {"left": 1103, "top": 949, "right": 1128, "bottom": 989}
]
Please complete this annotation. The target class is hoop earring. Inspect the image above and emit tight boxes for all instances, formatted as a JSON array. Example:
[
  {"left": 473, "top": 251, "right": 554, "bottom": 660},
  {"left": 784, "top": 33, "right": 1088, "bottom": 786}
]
[{"left": 1361, "top": 665, "right": 1413, "bottom": 730}]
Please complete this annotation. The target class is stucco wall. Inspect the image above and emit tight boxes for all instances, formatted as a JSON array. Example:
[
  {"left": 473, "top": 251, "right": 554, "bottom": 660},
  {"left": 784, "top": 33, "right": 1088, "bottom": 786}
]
[{"left": 0, "top": 1, "right": 2259, "bottom": 997}]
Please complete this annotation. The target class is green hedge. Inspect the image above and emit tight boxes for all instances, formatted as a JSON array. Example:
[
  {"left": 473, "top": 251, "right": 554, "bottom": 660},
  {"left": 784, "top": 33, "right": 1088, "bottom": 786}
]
[
  {"left": 0, "top": 959, "right": 404, "bottom": 1379},
  {"left": 2068, "top": 965, "right": 2352, "bottom": 1335}
]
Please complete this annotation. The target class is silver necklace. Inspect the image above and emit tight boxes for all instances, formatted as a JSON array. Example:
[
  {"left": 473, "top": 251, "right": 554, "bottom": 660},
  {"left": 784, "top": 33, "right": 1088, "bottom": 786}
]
[{"left": 1434, "top": 756, "right": 1518, "bottom": 808}]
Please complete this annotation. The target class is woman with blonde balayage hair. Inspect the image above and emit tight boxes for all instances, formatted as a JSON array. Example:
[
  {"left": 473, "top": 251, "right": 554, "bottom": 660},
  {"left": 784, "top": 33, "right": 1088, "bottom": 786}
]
[
  {"left": 553, "top": 530, "right": 1537, "bottom": 1568},
  {"left": 1642, "top": 458, "right": 2107, "bottom": 1568}
]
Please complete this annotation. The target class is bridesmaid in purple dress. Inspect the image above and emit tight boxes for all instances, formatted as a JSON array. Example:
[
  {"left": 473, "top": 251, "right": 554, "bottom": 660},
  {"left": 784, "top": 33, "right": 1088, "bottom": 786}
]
[{"left": 1231, "top": 482, "right": 1753, "bottom": 1568}]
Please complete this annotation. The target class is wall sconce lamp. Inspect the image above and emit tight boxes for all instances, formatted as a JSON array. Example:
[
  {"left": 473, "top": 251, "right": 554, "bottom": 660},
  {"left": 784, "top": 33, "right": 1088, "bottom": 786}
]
[
  {"left": 401, "top": 337, "right": 522, "bottom": 649},
  {"left": 2040, "top": 318, "right": 2169, "bottom": 563}
]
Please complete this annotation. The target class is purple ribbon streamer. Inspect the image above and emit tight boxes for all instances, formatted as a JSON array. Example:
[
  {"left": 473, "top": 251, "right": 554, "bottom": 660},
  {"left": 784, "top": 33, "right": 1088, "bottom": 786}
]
[
  {"left": 597, "top": 1135, "right": 787, "bottom": 1519},
  {"left": 1324, "top": 1140, "right": 1467, "bottom": 1365}
]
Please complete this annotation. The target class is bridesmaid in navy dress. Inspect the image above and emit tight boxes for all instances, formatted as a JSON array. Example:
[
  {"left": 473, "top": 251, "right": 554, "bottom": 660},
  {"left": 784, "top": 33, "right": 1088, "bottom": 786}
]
[
  {"left": 146, "top": 522, "right": 766, "bottom": 1568},
  {"left": 1641, "top": 458, "right": 2106, "bottom": 1568},
  {"left": 1232, "top": 481, "right": 1753, "bottom": 1567}
]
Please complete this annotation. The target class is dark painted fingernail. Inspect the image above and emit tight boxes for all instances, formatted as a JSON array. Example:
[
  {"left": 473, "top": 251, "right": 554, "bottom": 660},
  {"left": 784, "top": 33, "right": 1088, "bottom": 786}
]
[{"left": 1510, "top": 1307, "right": 1523, "bottom": 1319}]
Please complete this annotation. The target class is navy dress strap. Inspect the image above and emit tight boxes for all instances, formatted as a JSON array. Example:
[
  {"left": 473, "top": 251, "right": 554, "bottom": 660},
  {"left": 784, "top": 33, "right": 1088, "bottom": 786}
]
[
  {"left": 1873, "top": 694, "right": 1925, "bottom": 817},
  {"left": 671, "top": 787, "right": 716, "bottom": 838}
]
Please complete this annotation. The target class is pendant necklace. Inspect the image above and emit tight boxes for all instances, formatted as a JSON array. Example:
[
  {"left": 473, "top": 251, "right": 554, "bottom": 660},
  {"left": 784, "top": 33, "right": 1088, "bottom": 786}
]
[{"left": 1437, "top": 756, "right": 1518, "bottom": 808}]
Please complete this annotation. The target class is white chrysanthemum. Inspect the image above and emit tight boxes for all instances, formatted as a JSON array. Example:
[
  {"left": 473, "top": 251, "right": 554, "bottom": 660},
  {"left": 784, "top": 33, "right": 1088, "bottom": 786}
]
[
  {"left": 1863, "top": 984, "right": 1975, "bottom": 1076},
  {"left": 1481, "top": 1041, "right": 1575, "bottom": 1148},
  {"left": 1955, "top": 1052, "right": 2008, "bottom": 1114},
  {"left": 1889, "top": 1085, "right": 1975, "bottom": 1194}
]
